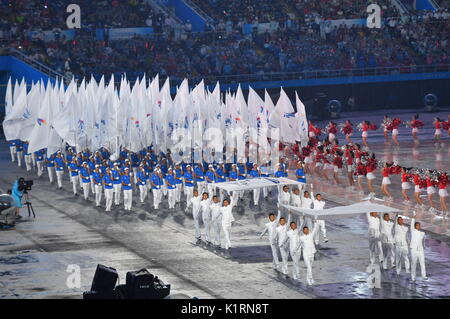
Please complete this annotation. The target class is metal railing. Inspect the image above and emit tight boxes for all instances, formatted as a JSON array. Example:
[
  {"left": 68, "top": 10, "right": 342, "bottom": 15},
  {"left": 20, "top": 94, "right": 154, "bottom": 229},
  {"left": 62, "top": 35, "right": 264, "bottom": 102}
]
[
  {"left": 3, "top": 47, "right": 449, "bottom": 87},
  {"left": 103, "top": 64, "right": 450, "bottom": 87},
  {"left": 182, "top": 0, "right": 215, "bottom": 23},
  {"left": 5, "top": 48, "right": 65, "bottom": 80}
]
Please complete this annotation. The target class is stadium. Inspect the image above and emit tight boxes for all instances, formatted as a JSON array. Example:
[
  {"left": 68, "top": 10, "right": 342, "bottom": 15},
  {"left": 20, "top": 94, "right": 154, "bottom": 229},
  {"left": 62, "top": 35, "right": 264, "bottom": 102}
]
[{"left": 0, "top": 0, "right": 449, "bottom": 305}]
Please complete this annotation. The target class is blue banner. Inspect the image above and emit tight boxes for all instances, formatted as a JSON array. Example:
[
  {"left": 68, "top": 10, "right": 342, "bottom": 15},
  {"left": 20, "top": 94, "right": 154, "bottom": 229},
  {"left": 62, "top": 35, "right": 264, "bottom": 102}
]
[{"left": 96, "top": 27, "right": 154, "bottom": 41}]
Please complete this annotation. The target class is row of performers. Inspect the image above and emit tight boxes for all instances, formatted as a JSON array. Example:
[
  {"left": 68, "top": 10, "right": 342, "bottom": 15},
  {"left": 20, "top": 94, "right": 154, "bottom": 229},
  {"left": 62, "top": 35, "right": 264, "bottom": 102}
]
[
  {"left": 308, "top": 114, "right": 450, "bottom": 146},
  {"left": 291, "top": 140, "right": 449, "bottom": 214}
]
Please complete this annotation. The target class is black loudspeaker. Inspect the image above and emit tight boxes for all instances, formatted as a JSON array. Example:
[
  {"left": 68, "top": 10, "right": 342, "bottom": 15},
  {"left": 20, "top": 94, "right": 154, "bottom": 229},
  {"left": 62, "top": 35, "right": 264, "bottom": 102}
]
[
  {"left": 125, "top": 268, "right": 171, "bottom": 299},
  {"left": 90, "top": 264, "right": 118, "bottom": 294},
  {"left": 126, "top": 268, "right": 154, "bottom": 299},
  {"left": 113, "top": 284, "right": 128, "bottom": 299}
]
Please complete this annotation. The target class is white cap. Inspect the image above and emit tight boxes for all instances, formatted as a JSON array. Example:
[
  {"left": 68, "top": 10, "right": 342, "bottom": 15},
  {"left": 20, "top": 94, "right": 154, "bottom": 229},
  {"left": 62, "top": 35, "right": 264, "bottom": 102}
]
[{"left": 208, "top": 164, "right": 213, "bottom": 168}]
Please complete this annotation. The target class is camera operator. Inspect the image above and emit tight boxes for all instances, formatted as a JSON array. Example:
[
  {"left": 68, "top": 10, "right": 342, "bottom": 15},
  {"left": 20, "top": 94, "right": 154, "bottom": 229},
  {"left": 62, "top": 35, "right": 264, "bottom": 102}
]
[{"left": 12, "top": 178, "right": 25, "bottom": 219}]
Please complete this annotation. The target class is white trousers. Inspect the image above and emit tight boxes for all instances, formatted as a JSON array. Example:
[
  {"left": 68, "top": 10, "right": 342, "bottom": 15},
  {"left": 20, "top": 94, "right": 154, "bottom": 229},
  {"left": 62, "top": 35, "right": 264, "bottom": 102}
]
[
  {"left": 382, "top": 242, "right": 395, "bottom": 269},
  {"left": 152, "top": 188, "right": 162, "bottom": 209},
  {"left": 262, "top": 186, "right": 268, "bottom": 198},
  {"left": 203, "top": 217, "right": 211, "bottom": 243},
  {"left": 32, "top": 153, "right": 36, "bottom": 167},
  {"left": 94, "top": 184, "right": 103, "bottom": 206},
  {"left": 411, "top": 250, "right": 426, "bottom": 280},
  {"left": 395, "top": 245, "right": 410, "bottom": 275},
  {"left": 270, "top": 242, "right": 280, "bottom": 268},
  {"left": 70, "top": 175, "right": 79, "bottom": 194},
  {"left": 279, "top": 246, "right": 289, "bottom": 275},
  {"left": 123, "top": 189, "right": 132, "bottom": 210},
  {"left": 185, "top": 186, "right": 193, "bottom": 202},
  {"left": 369, "top": 237, "right": 384, "bottom": 264},
  {"left": 113, "top": 184, "right": 122, "bottom": 205},
  {"left": 253, "top": 188, "right": 260, "bottom": 205},
  {"left": 168, "top": 188, "right": 177, "bottom": 208},
  {"left": 207, "top": 183, "right": 215, "bottom": 197},
  {"left": 222, "top": 223, "right": 232, "bottom": 249},
  {"left": 193, "top": 214, "right": 202, "bottom": 240},
  {"left": 90, "top": 180, "right": 95, "bottom": 195},
  {"left": 17, "top": 151, "right": 23, "bottom": 167},
  {"left": 24, "top": 154, "right": 32, "bottom": 171},
  {"left": 36, "top": 161, "right": 44, "bottom": 177},
  {"left": 47, "top": 167, "right": 54, "bottom": 183},
  {"left": 9, "top": 146, "right": 16, "bottom": 162},
  {"left": 213, "top": 219, "right": 222, "bottom": 246},
  {"left": 290, "top": 250, "right": 302, "bottom": 279},
  {"left": 197, "top": 181, "right": 205, "bottom": 195},
  {"left": 56, "top": 170, "right": 64, "bottom": 188},
  {"left": 304, "top": 253, "right": 315, "bottom": 285},
  {"left": 104, "top": 188, "right": 114, "bottom": 211},
  {"left": 314, "top": 220, "right": 327, "bottom": 244},
  {"left": 139, "top": 185, "right": 147, "bottom": 203},
  {"left": 82, "top": 182, "right": 90, "bottom": 200}
]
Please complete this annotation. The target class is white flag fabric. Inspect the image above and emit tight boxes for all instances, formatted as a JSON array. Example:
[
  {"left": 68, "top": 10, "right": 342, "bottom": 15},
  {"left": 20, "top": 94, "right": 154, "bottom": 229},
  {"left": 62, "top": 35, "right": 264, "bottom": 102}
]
[{"left": 281, "top": 201, "right": 400, "bottom": 220}]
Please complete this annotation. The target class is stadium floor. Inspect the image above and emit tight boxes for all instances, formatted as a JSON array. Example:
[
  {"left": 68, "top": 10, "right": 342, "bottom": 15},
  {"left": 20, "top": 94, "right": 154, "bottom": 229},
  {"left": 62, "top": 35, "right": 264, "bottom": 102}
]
[{"left": 0, "top": 109, "right": 449, "bottom": 299}]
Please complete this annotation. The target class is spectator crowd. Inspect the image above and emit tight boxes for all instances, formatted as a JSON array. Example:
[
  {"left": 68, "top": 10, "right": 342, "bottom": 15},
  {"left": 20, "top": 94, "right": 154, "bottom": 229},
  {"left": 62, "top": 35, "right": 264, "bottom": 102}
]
[{"left": 0, "top": 0, "right": 448, "bottom": 84}]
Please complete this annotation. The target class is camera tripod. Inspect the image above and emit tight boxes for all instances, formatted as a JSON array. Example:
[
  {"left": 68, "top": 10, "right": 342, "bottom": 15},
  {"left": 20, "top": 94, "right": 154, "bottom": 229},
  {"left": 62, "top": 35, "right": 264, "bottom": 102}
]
[{"left": 23, "top": 192, "right": 35, "bottom": 218}]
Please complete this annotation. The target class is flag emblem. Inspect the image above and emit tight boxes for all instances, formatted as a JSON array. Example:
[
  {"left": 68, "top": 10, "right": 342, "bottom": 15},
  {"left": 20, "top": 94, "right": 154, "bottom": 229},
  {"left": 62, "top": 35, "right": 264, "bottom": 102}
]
[
  {"left": 283, "top": 112, "right": 296, "bottom": 118},
  {"left": 37, "top": 118, "right": 46, "bottom": 126}
]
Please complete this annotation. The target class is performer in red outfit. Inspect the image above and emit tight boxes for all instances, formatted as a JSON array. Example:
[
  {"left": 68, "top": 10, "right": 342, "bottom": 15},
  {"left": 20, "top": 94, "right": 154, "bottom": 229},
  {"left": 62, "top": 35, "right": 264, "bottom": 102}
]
[
  {"left": 390, "top": 118, "right": 402, "bottom": 146},
  {"left": 326, "top": 121, "right": 338, "bottom": 143},
  {"left": 355, "top": 161, "right": 366, "bottom": 194},
  {"left": 381, "top": 115, "right": 391, "bottom": 141},
  {"left": 425, "top": 173, "right": 438, "bottom": 212},
  {"left": 332, "top": 150, "right": 343, "bottom": 185},
  {"left": 412, "top": 173, "right": 425, "bottom": 208},
  {"left": 409, "top": 114, "right": 424, "bottom": 141},
  {"left": 344, "top": 145, "right": 355, "bottom": 188},
  {"left": 359, "top": 121, "right": 377, "bottom": 147},
  {"left": 400, "top": 167, "right": 412, "bottom": 203},
  {"left": 365, "top": 154, "right": 377, "bottom": 196},
  {"left": 342, "top": 120, "right": 353, "bottom": 143},
  {"left": 437, "top": 173, "right": 449, "bottom": 213},
  {"left": 433, "top": 117, "right": 442, "bottom": 141}
]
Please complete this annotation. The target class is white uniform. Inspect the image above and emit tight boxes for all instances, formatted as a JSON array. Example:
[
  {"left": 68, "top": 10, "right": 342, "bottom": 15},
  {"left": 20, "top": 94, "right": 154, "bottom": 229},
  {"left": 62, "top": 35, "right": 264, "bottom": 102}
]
[
  {"left": 301, "top": 194, "right": 313, "bottom": 229},
  {"left": 260, "top": 217, "right": 280, "bottom": 269},
  {"left": 393, "top": 218, "right": 410, "bottom": 275},
  {"left": 287, "top": 228, "right": 301, "bottom": 279},
  {"left": 200, "top": 199, "right": 212, "bottom": 243},
  {"left": 291, "top": 193, "right": 302, "bottom": 207},
  {"left": 187, "top": 196, "right": 202, "bottom": 240},
  {"left": 367, "top": 213, "right": 384, "bottom": 264},
  {"left": 298, "top": 223, "right": 319, "bottom": 285},
  {"left": 210, "top": 202, "right": 222, "bottom": 246},
  {"left": 221, "top": 204, "right": 235, "bottom": 249},
  {"left": 380, "top": 218, "right": 395, "bottom": 269},
  {"left": 276, "top": 223, "right": 289, "bottom": 275},
  {"left": 312, "top": 196, "right": 327, "bottom": 244},
  {"left": 278, "top": 190, "right": 291, "bottom": 206},
  {"left": 410, "top": 218, "right": 426, "bottom": 281}
]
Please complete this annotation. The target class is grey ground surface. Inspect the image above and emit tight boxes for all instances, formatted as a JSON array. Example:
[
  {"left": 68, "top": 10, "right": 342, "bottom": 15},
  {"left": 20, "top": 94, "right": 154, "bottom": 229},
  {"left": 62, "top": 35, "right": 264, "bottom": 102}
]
[{"left": 0, "top": 109, "right": 449, "bottom": 299}]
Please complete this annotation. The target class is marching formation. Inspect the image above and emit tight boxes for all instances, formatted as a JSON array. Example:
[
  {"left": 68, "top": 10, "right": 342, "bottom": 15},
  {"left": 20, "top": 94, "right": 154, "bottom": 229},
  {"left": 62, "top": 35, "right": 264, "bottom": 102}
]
[{"left": 3, "top": 76, "right": 444, "bottom": 288}]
